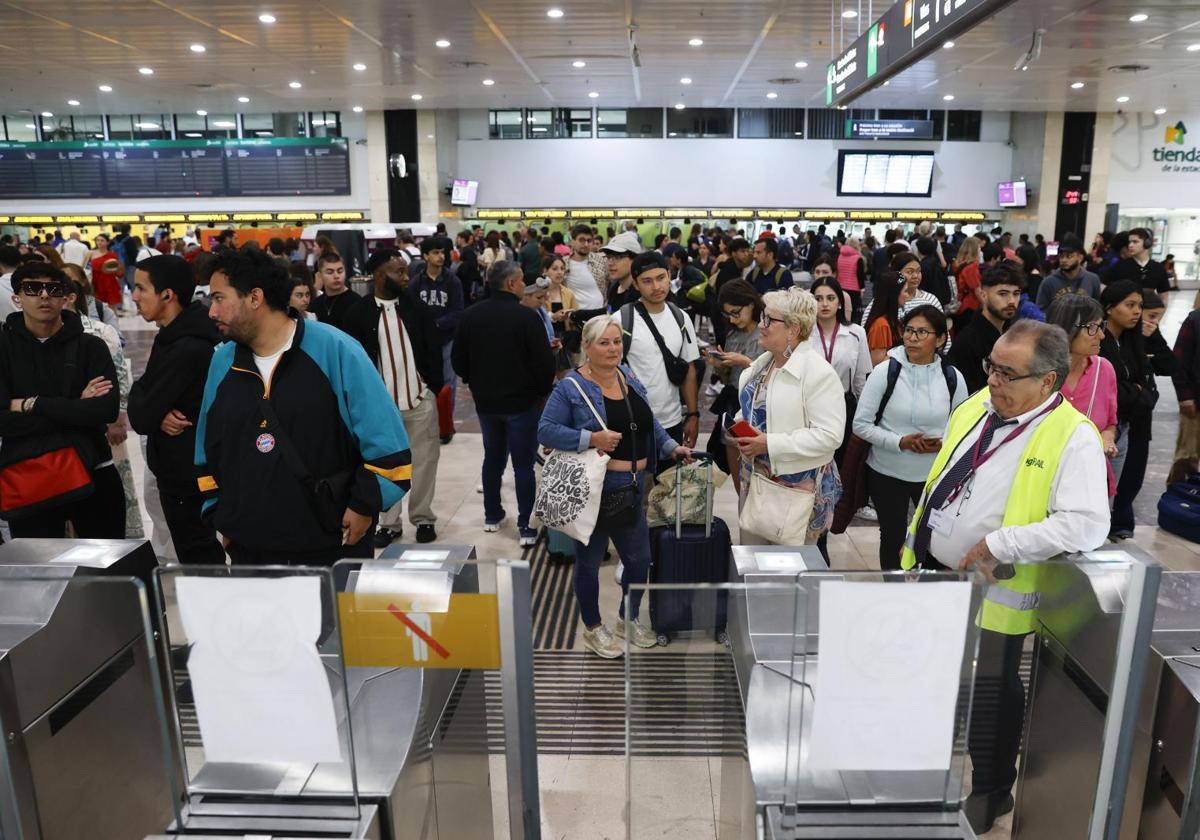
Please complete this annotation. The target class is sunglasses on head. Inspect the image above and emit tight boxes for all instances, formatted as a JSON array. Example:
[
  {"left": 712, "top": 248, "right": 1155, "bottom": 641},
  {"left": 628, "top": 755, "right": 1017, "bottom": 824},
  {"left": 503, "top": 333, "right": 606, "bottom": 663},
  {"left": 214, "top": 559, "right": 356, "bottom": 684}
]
[{"left": 18, "top": 281, "right": 66, "bottom": 298}]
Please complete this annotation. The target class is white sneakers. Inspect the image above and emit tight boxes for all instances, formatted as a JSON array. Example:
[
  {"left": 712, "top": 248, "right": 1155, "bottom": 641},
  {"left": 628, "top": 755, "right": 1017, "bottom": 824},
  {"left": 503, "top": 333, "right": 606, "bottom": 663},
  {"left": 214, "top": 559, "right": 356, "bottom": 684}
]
[
  {"left": 614, "top": 617, "right": 659, "bottom": 649},
  {"left": 582, "top": 625, "right": 622, "bottom": 659}
]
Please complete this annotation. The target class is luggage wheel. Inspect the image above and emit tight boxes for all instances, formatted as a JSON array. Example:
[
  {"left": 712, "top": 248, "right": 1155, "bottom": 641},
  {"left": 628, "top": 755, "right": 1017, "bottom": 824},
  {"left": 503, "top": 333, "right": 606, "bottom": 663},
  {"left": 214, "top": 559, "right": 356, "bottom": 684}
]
[{"left": 656, "top": 632, "right": 671, "bottom": 647}]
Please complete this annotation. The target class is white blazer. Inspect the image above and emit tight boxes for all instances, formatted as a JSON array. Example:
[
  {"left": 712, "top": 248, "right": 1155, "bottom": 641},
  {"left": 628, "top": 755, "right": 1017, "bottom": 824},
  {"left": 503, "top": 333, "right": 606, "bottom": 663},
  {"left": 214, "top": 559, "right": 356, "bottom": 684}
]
[{"left": 737, "top": 344, "right": 846, "bottom": 476}]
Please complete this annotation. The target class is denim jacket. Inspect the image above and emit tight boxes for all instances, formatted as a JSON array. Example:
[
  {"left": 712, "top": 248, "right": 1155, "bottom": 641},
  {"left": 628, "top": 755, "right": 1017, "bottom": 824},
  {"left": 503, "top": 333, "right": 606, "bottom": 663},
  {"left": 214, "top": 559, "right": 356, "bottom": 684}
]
[{"left": 538, "top": 367, "right": 677, "bottom": 470}]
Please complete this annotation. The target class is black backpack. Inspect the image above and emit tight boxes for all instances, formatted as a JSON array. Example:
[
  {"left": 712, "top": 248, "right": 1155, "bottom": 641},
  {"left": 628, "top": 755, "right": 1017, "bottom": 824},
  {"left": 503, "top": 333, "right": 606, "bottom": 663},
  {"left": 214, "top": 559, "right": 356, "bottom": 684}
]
[{"left": 620, "top": 301, "right": 692, "bottom": 386}]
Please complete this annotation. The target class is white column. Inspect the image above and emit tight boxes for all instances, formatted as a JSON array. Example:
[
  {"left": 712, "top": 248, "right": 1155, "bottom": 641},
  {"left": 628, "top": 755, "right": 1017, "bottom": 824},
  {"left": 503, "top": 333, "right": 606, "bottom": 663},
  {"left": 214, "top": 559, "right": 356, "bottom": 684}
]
[
  {"left": 416, "top": 110, "right": 440, "bottom": 223},
  {"left": 1037, "top": 112, "right": 1064, "bottom": 238},
  {"left": 365, "top": 110, "right": 389, "bottom": 223},
  {"left": 1086, "top": 112, "right": 1115, "bottom": 240}
]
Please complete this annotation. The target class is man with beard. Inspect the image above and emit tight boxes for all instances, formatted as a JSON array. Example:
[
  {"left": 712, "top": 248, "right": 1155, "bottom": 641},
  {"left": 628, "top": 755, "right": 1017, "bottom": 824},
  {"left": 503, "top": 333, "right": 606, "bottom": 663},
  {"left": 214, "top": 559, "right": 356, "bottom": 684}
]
[
  {"left": 947, "top": 262, "right": 1025, "bottom": 395},
  {"left": 195, "top": 249, "right": 411, "bottom": 564},
  {"left": 344, "top": 252, "right": 443, "bottom": 547}
]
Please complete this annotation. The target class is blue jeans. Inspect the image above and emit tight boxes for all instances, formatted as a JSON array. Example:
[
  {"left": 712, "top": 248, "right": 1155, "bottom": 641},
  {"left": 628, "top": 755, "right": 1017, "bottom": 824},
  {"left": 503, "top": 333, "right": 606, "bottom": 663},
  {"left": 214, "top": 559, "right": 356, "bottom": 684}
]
[
  {"left": 573, "top": 472, "right": 650, "bottom": 628},
  {"left": 479, "top": 405, "right": 540, "bottom": 528}
]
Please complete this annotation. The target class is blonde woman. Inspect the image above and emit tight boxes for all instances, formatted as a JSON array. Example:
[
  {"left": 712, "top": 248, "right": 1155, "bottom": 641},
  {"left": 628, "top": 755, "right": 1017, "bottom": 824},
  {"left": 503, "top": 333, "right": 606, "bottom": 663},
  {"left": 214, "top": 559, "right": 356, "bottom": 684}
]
[{"left": 733, "top": 288, "right": 844, "bottom": 554}]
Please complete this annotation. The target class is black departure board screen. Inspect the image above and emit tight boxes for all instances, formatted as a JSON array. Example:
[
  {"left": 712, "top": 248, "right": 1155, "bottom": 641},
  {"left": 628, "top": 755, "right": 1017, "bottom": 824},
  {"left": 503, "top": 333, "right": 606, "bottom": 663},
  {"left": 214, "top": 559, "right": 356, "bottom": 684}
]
[{"left": 0, "top": 137, "right": 349, "bottom": 199}]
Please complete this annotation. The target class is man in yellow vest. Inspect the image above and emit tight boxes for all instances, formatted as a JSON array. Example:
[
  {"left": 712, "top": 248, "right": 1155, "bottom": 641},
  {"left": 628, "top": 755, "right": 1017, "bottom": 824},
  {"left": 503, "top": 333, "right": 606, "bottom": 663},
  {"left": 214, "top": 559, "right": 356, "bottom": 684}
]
[{"left": 901, "top": 319, "right": 1109, "bottom": 833}]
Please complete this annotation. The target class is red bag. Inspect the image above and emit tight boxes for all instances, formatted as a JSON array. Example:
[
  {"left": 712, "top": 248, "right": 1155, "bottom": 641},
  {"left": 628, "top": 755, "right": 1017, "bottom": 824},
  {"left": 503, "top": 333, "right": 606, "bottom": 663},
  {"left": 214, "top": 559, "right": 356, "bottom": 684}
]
[
  {"left": 436, "top": 385, "right": 455, "bottom": 438},
  {"left": 0, "top": 445, "right": 94, "bottom": 519},
  {"left": 830, "top": 435, "right": 871, "bottom": 534}
]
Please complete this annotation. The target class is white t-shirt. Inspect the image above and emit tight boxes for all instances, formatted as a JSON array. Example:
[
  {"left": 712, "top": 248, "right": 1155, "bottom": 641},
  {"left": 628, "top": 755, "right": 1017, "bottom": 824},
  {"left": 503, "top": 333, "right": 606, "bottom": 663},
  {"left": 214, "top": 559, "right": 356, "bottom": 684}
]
[
  {"left": 59, "top": 238, "right": 90, "bottom": 267},
  {"left": 0, "top": 273, "right": 15, "bottom": 320},
  {"left": 625, "top": 304, "right": 700, "bottom": 427},
  {"left": 253, "top": 322, "right": 296, "bottom": 384},
  {"left": 566, "top": 258, "right": 603, "bottom": 309}
]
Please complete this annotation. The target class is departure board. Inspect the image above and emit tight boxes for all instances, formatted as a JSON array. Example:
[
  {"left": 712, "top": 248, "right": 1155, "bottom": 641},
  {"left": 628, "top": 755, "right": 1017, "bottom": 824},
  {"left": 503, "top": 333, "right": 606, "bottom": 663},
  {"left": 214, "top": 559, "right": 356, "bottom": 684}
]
[
  {"left": 0, "top": 137, "right": 349, "bottom": 198},
  {"left": 838, "top": 150, "right": 934, "bottom": 197}
]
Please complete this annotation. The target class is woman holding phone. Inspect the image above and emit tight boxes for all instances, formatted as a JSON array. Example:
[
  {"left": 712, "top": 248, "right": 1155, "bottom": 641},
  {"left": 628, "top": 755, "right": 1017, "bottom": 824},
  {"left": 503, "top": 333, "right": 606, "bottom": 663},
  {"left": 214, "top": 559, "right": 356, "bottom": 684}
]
[{"left": 852, "top": 305, "right": 967, "bottom": 570}]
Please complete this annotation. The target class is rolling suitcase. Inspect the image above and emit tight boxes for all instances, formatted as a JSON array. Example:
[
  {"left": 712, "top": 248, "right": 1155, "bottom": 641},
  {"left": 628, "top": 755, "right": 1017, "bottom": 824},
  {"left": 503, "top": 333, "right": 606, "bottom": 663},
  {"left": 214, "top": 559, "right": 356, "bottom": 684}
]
[
  {"left": 436, "top": 384, "right": 455, "bottom": 439},
  {"left": 648, "top": 455, "right": 731, "bottom": 645},
  {"left": 546, "top": 527, "right": 576, "bottom": 563},
  {"left": 1158, "top": 475, "right": 1200, "bottom": 543}
]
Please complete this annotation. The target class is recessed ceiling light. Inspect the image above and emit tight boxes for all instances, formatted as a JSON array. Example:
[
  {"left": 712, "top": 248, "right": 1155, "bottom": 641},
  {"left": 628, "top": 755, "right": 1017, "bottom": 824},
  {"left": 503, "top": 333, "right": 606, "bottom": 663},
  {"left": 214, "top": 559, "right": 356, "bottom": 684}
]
[
  {"left": 311, "top": 118, "right": 326, "bottom": 126},
  {"left": 258, "top": 12, "right": 276, "bottom": 23},
  {"left": 289, "top": 81, "right": 302, "bottom": 88},
  {"left": 353, "top": 62, "right": 367, "bottom": 71},
  {"left": 943, "top": 40, "right": 954, "bottom": 49},
  {"left": 1155, "top": 107, "right": 1167, "bottom": 114},
  {"left": 136, "top": 122, "right": 160, "bottom": 129},
  {"left": 842, "top": 9, "right": 858, "bottom": 18},
  {"left": 426, "top": 134, "right": 434, "bottom": 139},
  {"left": 588, "top": 91, "right": 599, "bottom": 98},
  {"left": 435, "top": 39, "right": 451, "bottom": 48},
  {"left": 185, "top": 132, "right": 202, "bottom": 137},
  {"left": 688, "top": 38, "right": 703, "bottom": 46},
  {"left": 23, "top": 123, "right": 34, "bottom": 129},
  {"left": 1188, "top": 43, "right": 1200, "bottom": 52},
  {"left": 794, "top": 60, "right": 808, "bottom": 69},
  {"left": 196, "top": 109, "right": 208, "bottom": 116},
  {"left": 1129, "top": 13, "right": 1148, "bottom": 21},
  {"left": 882, "top": 80, "right": 890, "bottom": 86},
  {"left": 67, "top": 99, "right": 80, "bottom": 106},
  {"left": 943, "top": 94, "right": 955, "bottom": 101},
  {"left": 411, "top": 93, "right": 423, "bottom": 100},
  {"left": 482, "top": 78, "right": 495, "bottom": 86},
  {"left": 138, "top": 66, "right": 154, "bottom": 75},
  {"left": 237, "top": 95, "right": 250, "bottom": 103},
  {"left": 190, "top": 43, "right": 206, "bottom": 53},
  {"left": 213, "top": 120, "right": 236, "bottom": 128},
  {"left": 680, "top": 77, "right": 692, "bottom": 84},
  {"left": 40, "top": 111, "right": 53, "bottom": 117},
  {"left": 1071, "top": 81, "right": 1085, "bottom": 89},
  {"left": 352, "top": 105, "right": 364, "bottom": 112},
  {"left": 675, "top": 102, "right": 686, "bottom": 110},
  {"left": 547, "top": 7, "right": 564, "bottom": 17},
  {"left": 572, "top": 60, "right": 586, "bottom": 68},
  {"left": 1117, "top": 95, "right": 1130, "bottom": 103},
  {"left": 98, "top": 84, "right": 113, "bottom": 92},
  {"left": 766, "top": 91, "right": 778, "bottom": 99}
]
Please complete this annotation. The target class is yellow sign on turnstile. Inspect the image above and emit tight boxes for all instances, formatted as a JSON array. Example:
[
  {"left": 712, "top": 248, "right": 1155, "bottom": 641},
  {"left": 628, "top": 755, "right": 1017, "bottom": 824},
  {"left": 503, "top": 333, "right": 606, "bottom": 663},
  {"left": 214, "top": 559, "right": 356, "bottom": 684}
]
[{"left": 337, "top": 592, "right": 502, "bottom": 669}]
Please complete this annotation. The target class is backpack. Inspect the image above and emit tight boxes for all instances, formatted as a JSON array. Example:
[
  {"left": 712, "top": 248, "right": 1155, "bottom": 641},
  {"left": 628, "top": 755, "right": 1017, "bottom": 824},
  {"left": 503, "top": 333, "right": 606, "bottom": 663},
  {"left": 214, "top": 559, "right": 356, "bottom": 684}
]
[
  {"left": 878, "top": 357, "right": 959, "bottom": 416},
  {"left": 778, "top": 238, "right": 795, "bottom": 267},
  {"left": 620, "top": 301, "right": 692, "bottom": 385}
]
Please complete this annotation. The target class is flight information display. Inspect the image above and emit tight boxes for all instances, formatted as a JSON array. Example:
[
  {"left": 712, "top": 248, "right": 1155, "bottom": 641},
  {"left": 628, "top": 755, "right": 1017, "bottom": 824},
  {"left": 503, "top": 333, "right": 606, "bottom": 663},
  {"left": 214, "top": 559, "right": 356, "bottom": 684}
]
[
  {"left": 837, "top": 150, "right": 935, "bottom": 197},
  {"left": 0, "top": 137, "right": 349, "bottom": 199}
]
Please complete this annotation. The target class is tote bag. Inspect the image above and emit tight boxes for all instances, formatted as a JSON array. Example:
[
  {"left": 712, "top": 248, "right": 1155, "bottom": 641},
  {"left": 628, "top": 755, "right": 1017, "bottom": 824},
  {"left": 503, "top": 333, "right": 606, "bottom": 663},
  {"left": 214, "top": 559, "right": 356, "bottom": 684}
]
[{"left": 533, "top": 377, "right": 609, "bottom": 543}]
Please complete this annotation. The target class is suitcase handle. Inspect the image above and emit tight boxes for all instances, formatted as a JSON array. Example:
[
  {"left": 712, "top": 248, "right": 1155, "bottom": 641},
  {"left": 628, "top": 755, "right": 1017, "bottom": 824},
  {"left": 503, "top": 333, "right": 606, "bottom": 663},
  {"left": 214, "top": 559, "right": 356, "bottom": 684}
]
[{"left": 675, "top": 453, "right": 714, "bottom": 540}]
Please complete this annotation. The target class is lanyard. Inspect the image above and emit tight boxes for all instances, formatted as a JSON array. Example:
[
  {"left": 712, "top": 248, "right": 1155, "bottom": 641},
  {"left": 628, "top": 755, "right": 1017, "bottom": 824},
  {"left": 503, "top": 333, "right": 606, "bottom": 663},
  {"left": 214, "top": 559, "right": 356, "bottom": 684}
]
[
  {"left": 942, "top": 396, "right": 1062, "bottom": 507},
  {"left": 817, "top": 323, "right": 839, "bottom": 364}
]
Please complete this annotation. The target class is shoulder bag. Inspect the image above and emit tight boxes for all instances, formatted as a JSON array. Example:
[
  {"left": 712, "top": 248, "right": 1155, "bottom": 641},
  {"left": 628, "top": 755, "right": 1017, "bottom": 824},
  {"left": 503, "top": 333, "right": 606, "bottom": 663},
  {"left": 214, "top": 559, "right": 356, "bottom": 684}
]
[
  {"left": 620, "top": 302, "right": 691, "bottom": 385},
  {"left": 533, "top": 376, "right": 610, "bottom": 544}
]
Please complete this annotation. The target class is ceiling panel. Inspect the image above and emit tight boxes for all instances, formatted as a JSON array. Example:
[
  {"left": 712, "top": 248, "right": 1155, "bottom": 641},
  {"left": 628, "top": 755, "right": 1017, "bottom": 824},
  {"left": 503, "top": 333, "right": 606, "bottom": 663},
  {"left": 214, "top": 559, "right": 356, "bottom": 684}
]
[{"left": 0, "top": 0, "right": 1196, "bottom": 116}]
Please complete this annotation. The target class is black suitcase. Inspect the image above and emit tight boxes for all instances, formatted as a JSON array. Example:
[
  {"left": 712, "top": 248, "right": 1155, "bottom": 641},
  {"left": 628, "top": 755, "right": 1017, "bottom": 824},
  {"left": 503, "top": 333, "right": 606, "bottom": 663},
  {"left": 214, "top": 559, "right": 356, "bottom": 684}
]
[
  {"left": 648, "top": 456, "right": 731, "bottom": 645},
  {"left": 1158, "top": 475, "right": 1200, "bottom": 543}
]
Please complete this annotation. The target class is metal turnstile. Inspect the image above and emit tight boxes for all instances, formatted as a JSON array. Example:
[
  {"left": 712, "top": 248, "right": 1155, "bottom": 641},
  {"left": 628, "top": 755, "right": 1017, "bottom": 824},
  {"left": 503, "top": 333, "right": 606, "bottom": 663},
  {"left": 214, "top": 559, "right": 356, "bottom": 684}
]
[{"left": 0, "top": 539, "right": 175, "bottom": 840}]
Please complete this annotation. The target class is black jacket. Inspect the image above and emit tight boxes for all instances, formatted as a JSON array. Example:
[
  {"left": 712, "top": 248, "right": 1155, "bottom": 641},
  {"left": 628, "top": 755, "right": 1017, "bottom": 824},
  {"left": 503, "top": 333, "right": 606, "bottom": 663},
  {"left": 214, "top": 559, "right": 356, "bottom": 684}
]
[
  {"left": 1172, "top": 310, "right": 1200, "bottom": 403},
  {"left": 0, "top": 310, "right": 119, "bottom": 469},
  {"left": 1101, "top": 328, "right": 1156, "bottom": 434},
  {"left": 127, "top": 303, "right": 220, "bottom": 494},
  {"left": 945, "top": 314, "right": 1002, "bottom": 395},
  {"left": 920, "top": 256, "right": 952, "bottom": 305},
  {"left": 342, "top": 292, "right": 444, "bottom": 395},
  {"left": 311, "top": 288, "right": 362, "bottom": 333},
  {"left": 452, "top": 292, "right": 555, "bottom": 414},
  {"left": 1102, "top": 257, "right": 1171, "bottom": 293}
]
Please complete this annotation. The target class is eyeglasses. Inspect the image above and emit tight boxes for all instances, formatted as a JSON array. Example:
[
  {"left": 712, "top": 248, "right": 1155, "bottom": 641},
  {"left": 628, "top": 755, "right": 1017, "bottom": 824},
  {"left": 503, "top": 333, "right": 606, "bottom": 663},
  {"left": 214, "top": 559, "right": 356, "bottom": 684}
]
[
  {"left": 982, "top": 356, "right": 1044, "bottom": 384},
  {"left": 722, "top": 305, "right": 747, "bottom": 321},
  {"left": 1075, "top": 321, "right": 1103, "bottom": 336},
  {"left": 759, "top": 314, "right": 786, "bottom": 328},
  {"left": 18, "top": 281, "right": 65, "bottom": 298},
  {"left": 902, "top": 326, "right": 935, "bottom": 339}
]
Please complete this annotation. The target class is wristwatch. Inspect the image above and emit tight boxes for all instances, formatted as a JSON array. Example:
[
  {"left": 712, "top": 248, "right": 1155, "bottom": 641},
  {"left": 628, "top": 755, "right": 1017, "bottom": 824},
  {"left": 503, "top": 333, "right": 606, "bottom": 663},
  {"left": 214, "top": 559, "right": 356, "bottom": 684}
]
[{"left": 683, "top": 411, "right": 700, "bottom": 419}]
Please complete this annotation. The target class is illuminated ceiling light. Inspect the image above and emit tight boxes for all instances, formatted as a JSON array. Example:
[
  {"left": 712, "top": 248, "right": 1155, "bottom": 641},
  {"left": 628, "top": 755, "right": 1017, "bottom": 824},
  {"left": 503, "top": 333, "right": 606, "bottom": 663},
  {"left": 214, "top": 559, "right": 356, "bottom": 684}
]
[
  {"left": 435, "top": 39, "right": 451, "bottom": 48},
  {"left": 190, "top": 43, "right": 206, "bottom": 53},
  {"left": 1116, "top": 95, "right": 1130, "bottom": 103},
  {"left": 411, "top": 93, "right": 423, "bottom": 100},
  {"left": 23, "top": 123, "right": 33, "bottom": 128},
  {"left": 680, "top": 76, "right": 692, "bottom": 84},
  {"left": 98, "top": 84, "right": 113, "bottom": 92},
  {"left": 766, "top": 91, "right": 778, "bottom": 99},
  {"left": 482, "top": 78, "right": 496, "bottom": 86},
  {"left": 942, "top": 94, "right": 955, "bottom": 101},
  {"left": 138, "top": 66, "right": 154, "bottom": 75},
  {"left": 674, "top": 102, "right": 686, "bottom": 110},
  {"left": 794, "top": 60, "right": 808, "bottom": 68},
  {"left": 1188, "top": 43, "right": 1200, "bottom": 52},
  {"left": 842, "top": 9, "right": 858, "bottom": 18},
  {"left": 572, "top": 60, "right": 586, "bottom": 68},
  {"left": 40, "top": 111, "right": 53, "bottom": 117},
  {"left": 212, "top": 120, "right": 236, "bottom": 128},
  {"left": 1070, "top": 81, "right": 1085, "bottom": 89},
  {"left": 136, "top": 122, "right": 160, "bottom": 128},
  {"left": 237, "top": 95, "right": 250, "bottom": 103},
  {"left": 1155, "top": 107, "right": 1167, "bottom": 114},
  {"left": 289, "top": 81, "right": 302, "bottom": 88},
  {"left": 882, "top": 80, "right": 890, "bottom": 85},
  {"left": 67, "top": 99, "right": 80, "bottom": 106},
  {"left": 688, "top": 37, "right": 703, "bottom": 46},
  {"left": 185, "top": 132, "right": 202, "bottom": 137},
  {"left": 258, "top": 13, "right": 276, "bottom": 23},
  {"left": 196, "top": 109, "right": 208, "bottom": 116},
  {"left": 353, "top": 62, "right": 367, "bottom": 71},
  {"left": 588, "top": 91, "right": 599, "bottom": 98},
  {"left": 1129, "top": 13, "right": 1148, "bottom": 22},
  {"left": 943, "top": 40, "right": 954, "bottom": 49},
  {"left": 546, "top": 7, "right": 564, "bottom": 17},
  {"left": 352, "top": 105, "right": 364, "bottom": 112}
]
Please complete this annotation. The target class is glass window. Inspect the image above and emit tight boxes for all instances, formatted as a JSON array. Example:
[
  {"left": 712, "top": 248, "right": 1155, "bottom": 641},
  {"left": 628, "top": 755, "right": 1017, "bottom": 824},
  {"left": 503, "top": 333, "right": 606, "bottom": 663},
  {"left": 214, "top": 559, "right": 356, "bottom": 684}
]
[
  {"left": 309, "top": 111, "right": 341, "bottom": 137},
  {"left": 849, "top": 108, "right": 875, "bottom": 122},
  {"left": 555, "top": 108, "right": 592, "bottom": 137},
  {"left": 38, "top": 114, "right": 73, "bottom": 141},
  {"left": 174, "top": 113, "right": 206, "bottom": 139},
  {"left": 241, "top": 113, "right": 306, "bottom": 138},
  {"left": 489, "top": 109, "right": 523, "bottom": 139},
  {"left": 73, "top": 115, "right": 106, "bottom": 141},
  {"left": 878, "top": 108, "right": 927, "bottom": 121},
  {"left": 108, "top": 114, "right": 168, "bottom": 141},
  {"left": 4, "top": 115, "right": 37, "bottom": 141},
  {"left": 805, "top": 108, "right": 844, "bottom": 140},
  {"left": 208, "top": 114, "right": 239, "bottom": 139},
  {"left": 526, "top": 109, "right": 553, "bottom": 138},
  {"left": 106, "top": 115, "right": 134, "bottom": 140},
  {"left": 946, "top": 110, "right": 981, "bottom": 141},
  {"left": 738, "top": 108, "right": 805, "bottom": 138},
  {"left": 597, "top": 108, "right": 664, "bottom": 138},
  {"left": 666, "top": 107, "right": 733, "bottom": 138},
  {"left": 930, "top": 109, "right": 946, "bottom": 139}
]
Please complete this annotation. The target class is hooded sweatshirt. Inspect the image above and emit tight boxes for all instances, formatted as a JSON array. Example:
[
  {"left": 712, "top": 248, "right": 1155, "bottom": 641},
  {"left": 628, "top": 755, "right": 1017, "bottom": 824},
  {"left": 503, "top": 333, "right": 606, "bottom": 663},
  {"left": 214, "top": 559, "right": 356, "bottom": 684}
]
[
  {"left": 852, "top": 345, "right": 968, "bottom": 482},
  {"left": 127, "top": 302, "right": 220, "bottom": 494}
]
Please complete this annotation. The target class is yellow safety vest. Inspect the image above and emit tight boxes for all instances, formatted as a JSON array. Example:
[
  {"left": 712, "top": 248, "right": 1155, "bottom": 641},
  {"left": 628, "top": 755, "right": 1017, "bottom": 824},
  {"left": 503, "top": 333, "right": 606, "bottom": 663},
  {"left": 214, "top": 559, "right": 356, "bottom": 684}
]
[{"left": 901, "top": 389, "right": 1098, "bottom": 635}]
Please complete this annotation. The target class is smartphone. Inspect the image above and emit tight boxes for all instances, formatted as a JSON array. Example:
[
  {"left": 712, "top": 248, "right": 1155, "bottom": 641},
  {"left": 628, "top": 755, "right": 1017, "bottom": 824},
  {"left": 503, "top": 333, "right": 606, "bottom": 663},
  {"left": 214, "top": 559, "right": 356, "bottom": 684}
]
[
  {"left": 728, "top": 419, "right": 757, "bottom": 438},
  {"left": 706, "top": 349, "right": 725, "bottom": 360}
]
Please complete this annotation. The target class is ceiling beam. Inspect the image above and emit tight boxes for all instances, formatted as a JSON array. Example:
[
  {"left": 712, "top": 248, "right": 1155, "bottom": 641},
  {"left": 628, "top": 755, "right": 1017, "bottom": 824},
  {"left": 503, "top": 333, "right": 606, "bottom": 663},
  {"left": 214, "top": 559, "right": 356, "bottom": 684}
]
[
  {"left": 626, "top": 0, "right": 641, "bottom": 102},
  {"left": 721, "top": 2, "right": 785, "bottom": 104},
  {"left": 474, "top": 5, "right": 554, "bottom": 101}
]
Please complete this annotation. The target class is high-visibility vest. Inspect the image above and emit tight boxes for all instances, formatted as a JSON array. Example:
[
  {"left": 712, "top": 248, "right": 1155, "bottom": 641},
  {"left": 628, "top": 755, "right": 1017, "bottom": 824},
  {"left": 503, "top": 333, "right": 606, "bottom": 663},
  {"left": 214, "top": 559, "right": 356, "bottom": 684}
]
[{"left": 901, "top": 389, "right": 1099, "bottom": 635}]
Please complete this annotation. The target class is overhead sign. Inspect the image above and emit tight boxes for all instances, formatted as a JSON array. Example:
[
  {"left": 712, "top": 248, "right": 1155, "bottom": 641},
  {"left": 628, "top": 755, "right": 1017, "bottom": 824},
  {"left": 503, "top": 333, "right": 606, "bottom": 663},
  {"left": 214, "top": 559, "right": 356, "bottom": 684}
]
[
  {"left": 848, "top": 119, "right": 935, "bottom": 140},
  {"left": 826, "top": 0, "right": 1018, "bottom": 106}
]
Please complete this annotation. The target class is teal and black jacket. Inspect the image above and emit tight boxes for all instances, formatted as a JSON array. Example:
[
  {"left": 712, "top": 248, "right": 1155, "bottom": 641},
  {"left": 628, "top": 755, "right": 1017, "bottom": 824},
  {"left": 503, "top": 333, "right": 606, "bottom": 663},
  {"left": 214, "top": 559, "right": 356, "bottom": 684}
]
[{"left": 195, "top": 317, "right": 411, "bottom": 552}]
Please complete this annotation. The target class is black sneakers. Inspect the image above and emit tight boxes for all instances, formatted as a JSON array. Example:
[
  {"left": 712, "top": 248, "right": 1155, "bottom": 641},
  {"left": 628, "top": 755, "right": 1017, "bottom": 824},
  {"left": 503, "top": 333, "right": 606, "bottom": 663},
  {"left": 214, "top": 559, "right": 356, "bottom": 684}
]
[
  {"left": 416, "top": 524, "right": 437, "bottom": 543},
  {"left": 374, "top": 527, "right": 402, "bottom": 549}
]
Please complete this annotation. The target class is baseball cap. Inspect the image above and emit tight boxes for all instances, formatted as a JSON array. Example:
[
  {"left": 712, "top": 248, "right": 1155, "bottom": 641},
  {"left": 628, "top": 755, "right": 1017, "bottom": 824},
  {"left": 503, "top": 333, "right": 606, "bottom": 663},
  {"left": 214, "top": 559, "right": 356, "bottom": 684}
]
[
  {"left": 661, "top": 242, "right": 688, "bottom": 261},
  {"left": 1057, "top": 235, "right": 1085, "bottom": 255},
  {"left": 631, "top": 251, "right": 670, "bottom": 279},
  {"left": 601, "top": 231, "right": 644, "bottom": 256},
  {"left": 366, "top": 248, "right": 402, "bottom": 274}
]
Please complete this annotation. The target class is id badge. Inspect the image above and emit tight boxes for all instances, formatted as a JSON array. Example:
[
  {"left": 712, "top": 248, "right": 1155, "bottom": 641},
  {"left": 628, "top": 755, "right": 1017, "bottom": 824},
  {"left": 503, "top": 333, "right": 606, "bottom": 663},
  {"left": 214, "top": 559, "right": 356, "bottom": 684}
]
[{"left": 928, "top": 507, "right": 955, "bottom": 537}]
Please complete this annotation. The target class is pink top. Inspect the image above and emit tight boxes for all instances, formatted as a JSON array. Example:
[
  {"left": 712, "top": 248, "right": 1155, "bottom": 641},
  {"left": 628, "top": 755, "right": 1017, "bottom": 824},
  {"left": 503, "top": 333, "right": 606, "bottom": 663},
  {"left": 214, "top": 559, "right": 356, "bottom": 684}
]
[
  {"left": 1061, "top": 355, "right": 1118, "bottom": 432},
  {"left": 836, "top": 245, "right": 862, "bottom": 292}
]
